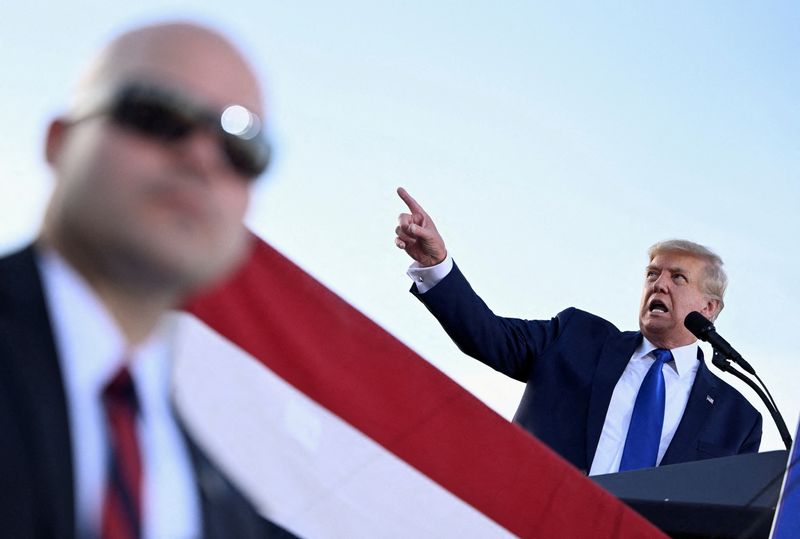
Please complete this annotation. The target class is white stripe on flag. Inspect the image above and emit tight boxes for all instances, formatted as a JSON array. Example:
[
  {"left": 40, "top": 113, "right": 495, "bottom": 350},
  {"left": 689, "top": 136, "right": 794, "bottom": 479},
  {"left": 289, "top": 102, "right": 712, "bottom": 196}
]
[{"left": 171, "top": 313, "right": 514, "bottom": 538}]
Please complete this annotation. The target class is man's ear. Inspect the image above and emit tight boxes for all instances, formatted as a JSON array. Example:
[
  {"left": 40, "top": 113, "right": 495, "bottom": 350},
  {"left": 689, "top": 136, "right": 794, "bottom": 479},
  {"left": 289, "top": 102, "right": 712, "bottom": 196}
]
[
  {"left": 44, "top": 119, "right": 70, "bottom": 165},
  {"left": 703, "top": 298, "right": 721, "bottom": 321}
]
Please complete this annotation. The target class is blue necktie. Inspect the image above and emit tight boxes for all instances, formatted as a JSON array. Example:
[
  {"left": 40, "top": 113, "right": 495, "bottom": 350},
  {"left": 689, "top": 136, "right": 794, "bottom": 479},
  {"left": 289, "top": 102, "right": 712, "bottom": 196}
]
[{"left": 619, "top": 348, "right": 673, "bottom": 472}]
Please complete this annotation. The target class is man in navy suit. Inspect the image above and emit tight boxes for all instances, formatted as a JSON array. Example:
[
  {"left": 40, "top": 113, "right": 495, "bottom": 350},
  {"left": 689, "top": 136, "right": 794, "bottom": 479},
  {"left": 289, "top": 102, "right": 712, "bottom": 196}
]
[
  {"left": 394, "top": 188, "right": 761, "bottom": 475},
  {"left": 0, "top": 22, "right": 294, "bottom": 538}
]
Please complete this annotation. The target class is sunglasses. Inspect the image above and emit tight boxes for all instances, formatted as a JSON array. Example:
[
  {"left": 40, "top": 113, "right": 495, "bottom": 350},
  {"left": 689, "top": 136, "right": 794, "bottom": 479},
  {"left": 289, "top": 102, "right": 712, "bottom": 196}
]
[{"left": 92, "top": 82, "right": 271, "bottom": 179}]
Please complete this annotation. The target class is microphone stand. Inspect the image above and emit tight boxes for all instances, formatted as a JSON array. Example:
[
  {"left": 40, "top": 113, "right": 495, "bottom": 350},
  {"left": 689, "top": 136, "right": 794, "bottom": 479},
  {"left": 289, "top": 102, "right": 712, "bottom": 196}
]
[{"left": 711, "top": 350, "right": 793, "bottom": 450}]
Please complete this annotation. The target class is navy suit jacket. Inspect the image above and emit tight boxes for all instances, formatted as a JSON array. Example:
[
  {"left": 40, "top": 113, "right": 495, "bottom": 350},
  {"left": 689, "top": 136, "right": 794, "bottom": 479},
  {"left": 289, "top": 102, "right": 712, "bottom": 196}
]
[
  {"left": 0, "top": 246, "right": 296, "bottom": 539},
  {"left": 413, "top": 262, "right": 762, "bottom": 473}
]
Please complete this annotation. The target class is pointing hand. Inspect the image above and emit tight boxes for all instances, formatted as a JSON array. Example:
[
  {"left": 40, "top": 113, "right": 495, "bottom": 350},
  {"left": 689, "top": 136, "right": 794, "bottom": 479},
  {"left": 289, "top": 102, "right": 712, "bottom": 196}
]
[{"left": 395, "top": 187, "right": 447, "bottom": 267}]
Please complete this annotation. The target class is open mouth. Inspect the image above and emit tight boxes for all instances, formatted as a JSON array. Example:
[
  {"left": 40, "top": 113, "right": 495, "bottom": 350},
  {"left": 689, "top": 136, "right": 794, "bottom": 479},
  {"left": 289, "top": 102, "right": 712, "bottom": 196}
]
[{"left": 648, "top": 299, "right": 669, "bottom": 314}]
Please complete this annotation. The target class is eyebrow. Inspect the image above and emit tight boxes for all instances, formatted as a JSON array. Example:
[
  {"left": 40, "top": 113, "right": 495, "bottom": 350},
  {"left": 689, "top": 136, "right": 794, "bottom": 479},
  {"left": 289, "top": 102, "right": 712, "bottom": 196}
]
[{"left": 646, "top": 265, "right": 690, "bottom": 276}]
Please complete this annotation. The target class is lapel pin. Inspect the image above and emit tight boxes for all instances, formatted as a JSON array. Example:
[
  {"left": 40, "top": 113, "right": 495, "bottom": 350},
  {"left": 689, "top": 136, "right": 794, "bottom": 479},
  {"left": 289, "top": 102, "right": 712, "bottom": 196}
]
[{"left": 706, "top": 395, "right": 715, "bottom": 405}]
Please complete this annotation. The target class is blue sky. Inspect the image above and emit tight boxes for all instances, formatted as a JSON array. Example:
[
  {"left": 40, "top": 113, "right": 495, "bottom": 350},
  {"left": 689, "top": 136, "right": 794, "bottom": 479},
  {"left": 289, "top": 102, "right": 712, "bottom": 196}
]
[{"left": 1, "top": 1, "right": 798, "bottom": 450}]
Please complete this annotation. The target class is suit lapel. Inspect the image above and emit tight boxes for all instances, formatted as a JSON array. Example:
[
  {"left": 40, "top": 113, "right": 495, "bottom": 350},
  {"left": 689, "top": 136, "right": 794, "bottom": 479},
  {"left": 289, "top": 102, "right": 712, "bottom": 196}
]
[
  {"left": 175, "top": 413, "right": 298, "bottom": 539},
  {"left": 0, "top": 247, "right": 75, "bottom": 539},
  {"left": 585, "top": 331, "right": 642, "bottom": 469},
  {"left": 661, "top": 349, "right": 718, "bottom": 465}
]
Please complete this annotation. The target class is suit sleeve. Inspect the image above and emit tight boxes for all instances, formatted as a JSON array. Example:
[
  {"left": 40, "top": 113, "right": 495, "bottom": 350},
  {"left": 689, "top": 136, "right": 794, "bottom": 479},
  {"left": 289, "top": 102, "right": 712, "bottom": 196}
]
[
  {"left": 411, "top": 261, "right": 573, "bottom": 382},
  {"left": 740, "top": 412, "right": 762, "bottom": 454}
]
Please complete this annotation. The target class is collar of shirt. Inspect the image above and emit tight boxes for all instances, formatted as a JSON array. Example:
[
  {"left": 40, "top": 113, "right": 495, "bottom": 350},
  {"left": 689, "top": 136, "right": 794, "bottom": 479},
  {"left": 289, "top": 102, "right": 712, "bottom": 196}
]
[
  {"left": 37, "top": 248, "right": 198, "bottom": 539},
  {"left": 588, "top": 335, "right": 702, "bottom": 476},
  {"left": 632, "top": 336, "right": 700, "bottom": 379},
  {"left": 39, "top": 248, "right": 128, "bottom": 391},
  {"left": 38, "top": 248, "right": 173, "bottom": 408}
]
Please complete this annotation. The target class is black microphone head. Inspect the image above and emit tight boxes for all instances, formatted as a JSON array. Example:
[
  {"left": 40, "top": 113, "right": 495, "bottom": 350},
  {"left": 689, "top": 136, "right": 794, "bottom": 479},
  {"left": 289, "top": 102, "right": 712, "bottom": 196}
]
[{"left": 684, "top": 311, "right": 715, "bottom": 340}]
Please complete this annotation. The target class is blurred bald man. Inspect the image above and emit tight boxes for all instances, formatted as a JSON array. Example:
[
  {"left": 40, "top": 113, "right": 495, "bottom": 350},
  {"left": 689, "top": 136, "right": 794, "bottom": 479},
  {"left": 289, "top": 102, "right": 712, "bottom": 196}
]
[{"left": 0, "top": 22, "right": 295, "bottom": 538}]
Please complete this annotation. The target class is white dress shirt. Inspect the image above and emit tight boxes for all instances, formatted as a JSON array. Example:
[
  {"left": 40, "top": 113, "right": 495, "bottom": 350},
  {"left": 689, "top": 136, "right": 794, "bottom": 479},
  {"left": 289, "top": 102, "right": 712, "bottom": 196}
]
[
  {"left": 38, "top": 249, "right": 200, "bottom": 539},
  {"left": 589, "top": 338, "right": 698, "bottom": 475},
  {"left": 407, "top": 255, "right": 700, "bottom": 476}
]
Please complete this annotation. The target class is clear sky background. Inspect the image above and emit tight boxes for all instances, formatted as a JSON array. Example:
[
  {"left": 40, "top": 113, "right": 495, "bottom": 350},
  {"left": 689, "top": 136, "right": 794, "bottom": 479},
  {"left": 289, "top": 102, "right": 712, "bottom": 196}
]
[{"left": 1, "top": 2, "right": 798, "bottom": 451}]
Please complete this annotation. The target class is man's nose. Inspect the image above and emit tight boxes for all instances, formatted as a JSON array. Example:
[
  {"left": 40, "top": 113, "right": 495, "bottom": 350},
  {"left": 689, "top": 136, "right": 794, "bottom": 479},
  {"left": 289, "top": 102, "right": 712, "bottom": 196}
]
[
  {"left": 652, "top": 274, "right": 669, "bottom": 293},
  {"left": 174, "top": 129, "right": 228, "bottom": 179}
]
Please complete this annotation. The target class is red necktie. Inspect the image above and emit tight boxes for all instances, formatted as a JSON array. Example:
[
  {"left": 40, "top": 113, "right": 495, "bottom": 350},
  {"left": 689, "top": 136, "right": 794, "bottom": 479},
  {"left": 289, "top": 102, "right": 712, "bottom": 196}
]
[{"left": 100, "top": 366, "right": 142, "bottom": 539}]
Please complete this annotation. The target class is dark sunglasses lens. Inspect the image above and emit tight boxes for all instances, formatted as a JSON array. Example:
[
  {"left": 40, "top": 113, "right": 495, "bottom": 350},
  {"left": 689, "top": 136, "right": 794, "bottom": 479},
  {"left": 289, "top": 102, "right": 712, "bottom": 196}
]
[
  {"left": 223, "top": 135, "right": 271, "bottom": 179},
  {"left": 112, "top": 96, "right": 194, "bottom": 140},
  {"left": 110, "top": 85, "right": 270, "bottom": 179}
]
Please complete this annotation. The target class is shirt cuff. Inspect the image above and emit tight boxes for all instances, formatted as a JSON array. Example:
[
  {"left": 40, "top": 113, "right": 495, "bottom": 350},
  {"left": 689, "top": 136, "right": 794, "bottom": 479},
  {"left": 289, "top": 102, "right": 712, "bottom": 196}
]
[{"left": 406, "top": 255, "right": 453, "bottom": 294}]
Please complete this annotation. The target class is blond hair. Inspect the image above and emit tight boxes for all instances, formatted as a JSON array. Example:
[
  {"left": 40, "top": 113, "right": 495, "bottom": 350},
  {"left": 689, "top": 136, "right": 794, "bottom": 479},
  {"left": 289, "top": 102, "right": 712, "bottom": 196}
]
[{"left": 648, "top": 239, "right": 727, "bottom": 318}]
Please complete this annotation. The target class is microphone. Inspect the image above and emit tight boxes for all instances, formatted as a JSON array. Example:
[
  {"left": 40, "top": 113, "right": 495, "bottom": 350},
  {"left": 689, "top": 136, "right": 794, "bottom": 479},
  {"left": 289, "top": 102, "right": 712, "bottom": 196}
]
[
  {"left": 684, "top": 311, "right": 755, "bottom": 375},
  {"left": 685, "top": 311, "right": 793, "bottom": 450}
]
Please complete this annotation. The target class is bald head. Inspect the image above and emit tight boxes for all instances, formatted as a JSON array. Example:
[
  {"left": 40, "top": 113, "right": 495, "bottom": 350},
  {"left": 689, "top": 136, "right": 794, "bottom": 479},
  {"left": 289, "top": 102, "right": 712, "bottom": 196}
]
[
  {"left": 70, "top": 22, "right": 264, "bottom": 119},
  {"left": 42, "top": 21, "right": 267, "bottom": 316}
]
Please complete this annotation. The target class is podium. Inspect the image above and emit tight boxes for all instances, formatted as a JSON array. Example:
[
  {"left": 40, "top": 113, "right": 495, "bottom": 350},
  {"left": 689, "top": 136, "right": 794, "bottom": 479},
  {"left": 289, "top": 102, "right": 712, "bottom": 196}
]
[{"left": 592, "top": 450, "right": 790, "bottom": 538}]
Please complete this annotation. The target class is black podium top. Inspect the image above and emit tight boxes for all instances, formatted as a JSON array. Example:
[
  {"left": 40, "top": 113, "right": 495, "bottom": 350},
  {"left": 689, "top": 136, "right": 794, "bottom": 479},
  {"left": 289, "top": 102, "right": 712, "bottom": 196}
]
[{"left": 592, "top": 450, "right": 789, "bottom": 539}]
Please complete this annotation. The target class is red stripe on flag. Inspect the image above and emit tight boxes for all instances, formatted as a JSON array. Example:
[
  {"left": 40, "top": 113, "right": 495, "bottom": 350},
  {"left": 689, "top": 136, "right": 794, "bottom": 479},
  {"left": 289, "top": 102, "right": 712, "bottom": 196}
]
[{"left": 186, "top": 236, "right": 663, "bottom": 538}]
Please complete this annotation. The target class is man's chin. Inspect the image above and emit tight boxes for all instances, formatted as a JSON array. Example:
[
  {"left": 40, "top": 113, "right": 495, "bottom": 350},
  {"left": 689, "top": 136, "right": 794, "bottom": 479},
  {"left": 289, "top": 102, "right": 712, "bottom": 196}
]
[
  {"left": 640, "top": 317, "right": 674, "bottom": 337},
  {"left": 113, "top": 241, "right": 239, "bottom": 295},
  {"left": 168, "top": 253, "right": 240, "bottom": 290},
  {"left": 171, "top": 238, "right": 250, "bottom": 290}
]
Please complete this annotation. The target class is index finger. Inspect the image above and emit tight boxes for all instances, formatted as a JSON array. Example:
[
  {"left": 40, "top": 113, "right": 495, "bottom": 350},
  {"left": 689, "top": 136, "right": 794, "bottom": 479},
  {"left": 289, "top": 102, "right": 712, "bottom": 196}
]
[{"left": 397, "top": 187, "right": 427, "bottom": 216}]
